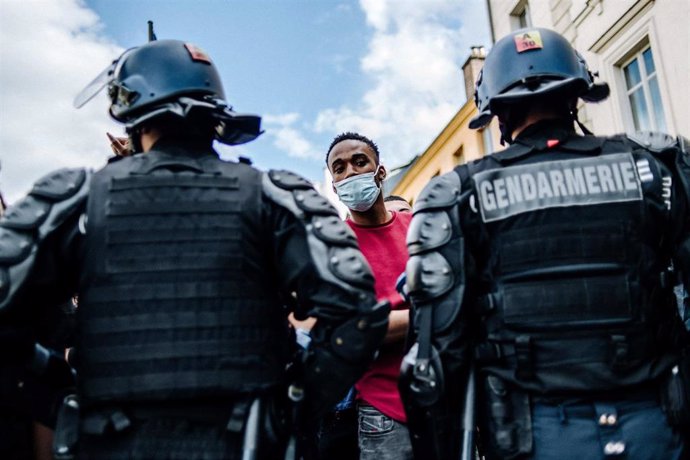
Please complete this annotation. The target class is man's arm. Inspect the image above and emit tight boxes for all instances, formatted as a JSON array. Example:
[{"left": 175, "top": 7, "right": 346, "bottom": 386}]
[
  {"left": 261, "top": 169, "right": 389, "bottom": 420},
  {"left": 0, "top": 169, "right": 86, "bottom": 437},
  {"left": 401, "top": 171, "right": 474, "bottom": 460},
  {"left": 0, "top": 168, "right": 89, "bottom": 315},
  {"left": 384, "top": 309, "right": 409, "bottom": 344}
]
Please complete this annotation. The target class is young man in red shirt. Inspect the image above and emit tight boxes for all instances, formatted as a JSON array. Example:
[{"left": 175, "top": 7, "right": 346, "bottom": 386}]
[{"left": 327, "top": 132, "right": 413, "bottom": 460}]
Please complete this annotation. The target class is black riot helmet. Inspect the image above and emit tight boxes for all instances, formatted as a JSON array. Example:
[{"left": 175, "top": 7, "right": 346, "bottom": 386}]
[
  {"left": 469, "top": 27, "right": 609, "bottom": 131},
  {"left": 75, "top": 39, "right": 262, "bottom": 147}
]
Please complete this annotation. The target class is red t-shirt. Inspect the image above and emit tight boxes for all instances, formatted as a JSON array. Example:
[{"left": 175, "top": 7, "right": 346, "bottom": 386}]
[{"left": 347, "top": 211, "right": 412, "bottom": 423}]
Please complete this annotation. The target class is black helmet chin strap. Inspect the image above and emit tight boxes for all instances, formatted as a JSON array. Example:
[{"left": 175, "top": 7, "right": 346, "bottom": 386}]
[
  {"left": 498, "top": 122, "right": 513, "bottom": 146},
  {"left": 126, "top": 126, "right": 144, "bottom": 154},
  {"left": 571, "top": 106, "right": 593, "bottom": 135}
]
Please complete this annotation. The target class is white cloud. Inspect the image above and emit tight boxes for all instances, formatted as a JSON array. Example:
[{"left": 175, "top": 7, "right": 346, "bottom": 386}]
[
  {"left": 263, "top": 112, "right": 319, "bottom": 160},
  {"left": 0, "top": 0, "right": 123, "bottom": 203},
  {"left": 314, "top": 0, "right": 491, "bottom": 168}
]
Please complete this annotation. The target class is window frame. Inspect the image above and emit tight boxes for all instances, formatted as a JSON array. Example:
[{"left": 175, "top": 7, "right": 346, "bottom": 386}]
[
  {"left": 597, "top": 14, "right": 675, "bottom": 134},
  {"left": 620, "top": 44, "right": 667, "bottom": 132},
  {"left": 510, "top": 0, "right": 532, "bottom": 31}
]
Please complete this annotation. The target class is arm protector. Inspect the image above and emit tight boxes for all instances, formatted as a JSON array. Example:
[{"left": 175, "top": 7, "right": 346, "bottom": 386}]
[
  {"left": 0, "top": 168, "right": 90, "bottom": 314},
  {"left": 400, "top": 171, "right": 471, "bottom": 460},
  {"left": 629, "top": 132, "right": 690, "bottom": 301},
  {"left": 670, "top": 136, "right": 690, "bottom": 314},
  {"left": 262, "top": 169, "right": 389, "bottom": 419}
]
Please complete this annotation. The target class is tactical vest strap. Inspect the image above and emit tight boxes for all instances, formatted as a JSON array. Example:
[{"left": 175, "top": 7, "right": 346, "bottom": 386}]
[{"left": 478, "top": 330, "right": 652, "bottom": 377}]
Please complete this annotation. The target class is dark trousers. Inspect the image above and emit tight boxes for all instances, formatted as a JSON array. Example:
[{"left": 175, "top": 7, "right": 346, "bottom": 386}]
[
  {"left": 526, "top": 397, "right": 686, "bottom": 460},
  {"left": 316, "top": 407, "right": 358, "bottom": 460}
]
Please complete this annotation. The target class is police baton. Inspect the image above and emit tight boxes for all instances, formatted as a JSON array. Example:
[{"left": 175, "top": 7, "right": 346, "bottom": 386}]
[{"left": 460, "top": 365, "right": 476, "bottom": 460}]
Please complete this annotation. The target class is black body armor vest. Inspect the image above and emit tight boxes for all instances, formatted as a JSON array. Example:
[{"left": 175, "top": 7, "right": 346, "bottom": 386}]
[
  {"left": 462, "top": 136, "right": 680, "bottom": 393},
  {"left": 76, "top": 148, "right": 288, "bottom": 405}
]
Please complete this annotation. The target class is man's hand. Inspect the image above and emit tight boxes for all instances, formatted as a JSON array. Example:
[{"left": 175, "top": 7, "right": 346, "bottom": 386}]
[{"left": 107, "top": 132, "right": 132, "bottom": 157}]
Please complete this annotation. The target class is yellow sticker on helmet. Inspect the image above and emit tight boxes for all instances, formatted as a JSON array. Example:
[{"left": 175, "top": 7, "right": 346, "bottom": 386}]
[{"left": 514, "top": 31, "right": 543, "bottom": 53}]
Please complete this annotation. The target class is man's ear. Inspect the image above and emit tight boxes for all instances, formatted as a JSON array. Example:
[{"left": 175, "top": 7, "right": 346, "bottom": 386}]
[{"left": 377, "top": 164, "right": 387, "bottom": 183}]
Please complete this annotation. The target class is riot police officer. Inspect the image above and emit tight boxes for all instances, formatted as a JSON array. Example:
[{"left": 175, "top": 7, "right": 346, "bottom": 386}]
[
  {"left": 0, "top": 39, "right": 389, "bottom": 459},
  {"left": 401, "top": 28, "right": 689, "bottom": 459}
]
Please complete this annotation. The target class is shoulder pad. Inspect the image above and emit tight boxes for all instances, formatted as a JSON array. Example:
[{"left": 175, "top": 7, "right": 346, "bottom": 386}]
[
  {"left": 293, "top": 188, "right": 339, "bottom": 216},
  {"left": 627, "top": 131, "right": 676, "bottom": 153},
  {"left": 406, "top": 252, "right": 454, "bottom": 300},
  {"left": 412, "top": 172, "right": 461, "bottom": 213},
  {"left": 406, "top": 211, "right": 452, "bottom": 255},
  {"left": 0, "top": 169, "right": 90, "bottom": 313},
  {"left": 328, "top": 246, "right": 375, "bottom": 289},
  {"left": 268, "top": 169, "right": 313, "bottom": 190},
  {"left": 0, "top": 228, "right": 33, "bottom": 264},
  {"left": 0, "top": 195, "right": 51, "bottom": 230},
  {"left": 313, "top": 215, "right": 358, "bottom": 247},
  {"left": 31, "top": 168, "right": 87, "bottom": 201},
  {"left": 262, "top": 172, "right": 374, "bottom": 298},
  {"left": 406, "top": 247, "right": 465, "bottom": 333}
]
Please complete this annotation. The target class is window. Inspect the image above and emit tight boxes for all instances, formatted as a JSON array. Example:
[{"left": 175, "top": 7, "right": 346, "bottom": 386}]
[
  {"left": 510, "top": 0, "right": 531, "bottom": 30},
  {"left": 621, "top": 46, "right": 666, "bottom": 132}
]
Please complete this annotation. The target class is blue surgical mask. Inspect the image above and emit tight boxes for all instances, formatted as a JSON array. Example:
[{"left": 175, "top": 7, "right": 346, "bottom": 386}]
[{"left": 334, "top": 171, "right": 381, "bottom": 212}]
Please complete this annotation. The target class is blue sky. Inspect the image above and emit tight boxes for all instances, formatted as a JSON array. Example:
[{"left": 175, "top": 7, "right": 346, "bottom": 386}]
[{"left": 0, "top": 0, "right": 492, "bottom": 202}]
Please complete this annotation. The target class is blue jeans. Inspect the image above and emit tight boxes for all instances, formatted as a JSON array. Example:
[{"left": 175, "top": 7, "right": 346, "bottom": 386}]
[
  {"left": 528, "top": 397, "right": 686, "bottom": 460},
  {"left": 357, "top": 404, "right": 413, "bottom": 460}
]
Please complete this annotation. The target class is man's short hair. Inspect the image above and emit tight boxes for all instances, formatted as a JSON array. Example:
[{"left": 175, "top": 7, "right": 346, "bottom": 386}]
[
  {"left": 384, "top": 195, "right": 408, "bottom": 203},
  {"left": 326, "top": 132, "right": 380, "bottom": 164}
]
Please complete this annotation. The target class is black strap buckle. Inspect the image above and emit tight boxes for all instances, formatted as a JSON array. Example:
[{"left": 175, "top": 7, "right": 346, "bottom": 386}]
[
  {"left": 514, "top": 336, "right": 534, "bottom": 380},
  {"left": 474, "top": 342, "right": 503, "bottom": 363},
  {"left": 81, "top": 409, "right": 131, "bottom": 435}
]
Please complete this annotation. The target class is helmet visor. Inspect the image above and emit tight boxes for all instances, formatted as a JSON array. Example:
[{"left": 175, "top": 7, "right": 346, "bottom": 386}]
[{"left": 73, "top": 48, "right": 135, "bottom": 109}]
